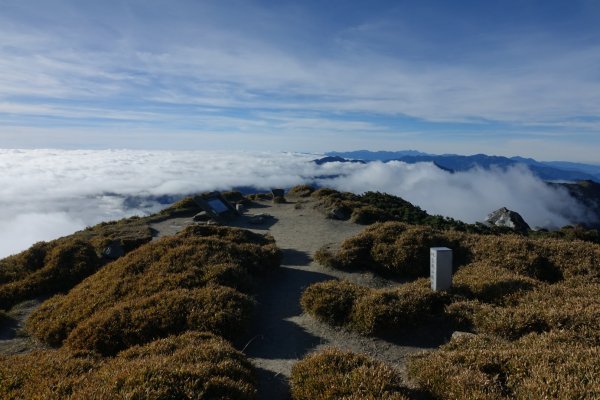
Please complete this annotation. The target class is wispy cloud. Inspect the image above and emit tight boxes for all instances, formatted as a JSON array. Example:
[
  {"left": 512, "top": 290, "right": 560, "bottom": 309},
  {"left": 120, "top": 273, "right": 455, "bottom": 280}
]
[{"left": 0, "top": 1, "right": 599, "bottom": 158}]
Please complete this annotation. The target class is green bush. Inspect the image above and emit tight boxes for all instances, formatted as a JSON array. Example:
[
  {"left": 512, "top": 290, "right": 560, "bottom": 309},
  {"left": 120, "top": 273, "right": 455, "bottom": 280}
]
[
  {"left": 0, "top": 332, "right": 257, "bottom": 400},
  {"left": 290, "top": 348, "right": 410, "bottom": 400}
]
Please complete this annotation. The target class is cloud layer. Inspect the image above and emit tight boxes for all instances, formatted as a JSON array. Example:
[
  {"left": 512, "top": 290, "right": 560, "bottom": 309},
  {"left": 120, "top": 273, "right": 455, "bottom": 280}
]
[{"left": 0, "top": 149, "right": 594, "bottom": 258}]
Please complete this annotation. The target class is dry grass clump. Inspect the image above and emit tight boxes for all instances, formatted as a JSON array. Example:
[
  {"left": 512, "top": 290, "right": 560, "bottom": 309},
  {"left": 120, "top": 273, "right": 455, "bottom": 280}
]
[
  {"left": 77, "top": 216, "right": 154, "bottom": 254},
  {"left": 324, "top": 221, "right": 600, "bottom": 282},
  {"left": 26, "top": 225, "right": 280, "bottom": 347},
  {"left": 322, "top": 222, "right": 464, "bottom": 278},
  {"left": 247, "top": 192, "right": 272, "bottom": 201},
  {"left": 64, "top": 286, "right": 254, "bottom": 356},
  {"left": 290, "top": 348, "right": 410, "bottom": 400},
  {"left": 351, "top": 279, "right": 449, "bottom": 335},
  {"left": 149, "top": 196, "right": 202, "bottom": 221},
  {"left": 458, "top": 281, "right": 600, "bottom": 342},
  {"left": 0, "top": 332, "right": 257, "bottom": 399},
  {"left": 301, "top": 279, "right": 448, "bottom": 335},
  {"left": 0, "top": 239, "right": 100, "bottom": 310},
  {"left": 408, "top": 332, "right": 600, "bottom": 400},
  {"left": 0, "top": 215, "right": 154, "bottom": 311},
  {"left": 300, "top": 280, "right": 368, "bottom": 326},
  {"left": 288, "top": 184, "right": 315, "bottom": 197},
  {"left": 452, "top": 262, "right": 540, "bottom": 304}
]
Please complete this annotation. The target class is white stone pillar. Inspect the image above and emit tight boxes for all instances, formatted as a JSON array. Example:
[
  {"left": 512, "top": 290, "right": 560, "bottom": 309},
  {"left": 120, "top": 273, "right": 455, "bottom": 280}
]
[{"left": 430, "top": 247, "right": 452, "bottom": 291}]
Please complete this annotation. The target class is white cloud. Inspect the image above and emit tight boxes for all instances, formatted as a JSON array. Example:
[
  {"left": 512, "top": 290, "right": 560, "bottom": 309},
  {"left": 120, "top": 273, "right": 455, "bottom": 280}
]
[{"left": 0, "top": 150, "right": 594, "bottom": 258}]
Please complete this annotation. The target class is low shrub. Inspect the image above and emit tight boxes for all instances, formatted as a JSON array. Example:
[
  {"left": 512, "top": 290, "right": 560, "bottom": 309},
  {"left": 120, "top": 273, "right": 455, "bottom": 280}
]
[
  {"left": 64, "top": 286, "right": 254, "bottom": 356},
  {"left": 247, "top": 193, "right": 272, "bottom": 201},
  {"left": 351, "top": 279, "right": 449, "bottom": 335},
  {"left": 329, "top": 222, "right": 465, "bottom": 277},
  {"left": 452, "top": 262, "right": 540, "bottom": 304},
  {"left": 0, "top": 239, "right": 101, "bottom": 310},
  {"left": 408, "top": 332, "right": 600, "bottom": 400},
  {"left": 150, "top": 196, "right": 202, "bottom": 221},
  {"left": 302, "top": 279, "right": 448, "bottom": 336},
  {"left": 26, "top": 225, "right": 280, "bottom": 347},
  {"left": 79, "top": 216, "right": 154, "bottom": 254},
  {"left": 325, "top": 221, "right": 600, "bottom": 282},
  {"left": 222, "top": 191, "right": 249, "bottom": 205},
  {"left": 290, "top": 348, "right": 410, "bottom": 400},
  {"left": 467, "top": 281, "right": 600, "bottom": 342},
  {"left": 300, "top": 280, "right": 368, "bottom": 326},
  {"left": 0, "top": 241, "right": 49, "bottom": 284},
  {"left": 288, "top": 184, "right": 315, "bottom": 197},
  {"left": 0, "top": 332, "right": 257, "bottom": 400},
  {"left": 350, "top": 205, "right": 389, "bottom": 224},
  {"left": 313, "top": 246, "right": 337, "bottom": 268}
]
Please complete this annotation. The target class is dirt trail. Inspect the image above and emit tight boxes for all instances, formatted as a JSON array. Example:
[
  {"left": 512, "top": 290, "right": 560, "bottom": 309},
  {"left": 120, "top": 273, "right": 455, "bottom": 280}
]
[{"left": 219, "top": 198, "right": 452, "bottom": 399}]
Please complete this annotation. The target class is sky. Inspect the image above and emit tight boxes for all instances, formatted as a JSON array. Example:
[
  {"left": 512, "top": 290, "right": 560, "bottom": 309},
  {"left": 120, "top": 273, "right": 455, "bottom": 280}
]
[
  {"left": 0, "top": 149, "right": 593, "bottom": 258},
  {"left": 1, "top": 0, "right": 599, "bottom": 161}
]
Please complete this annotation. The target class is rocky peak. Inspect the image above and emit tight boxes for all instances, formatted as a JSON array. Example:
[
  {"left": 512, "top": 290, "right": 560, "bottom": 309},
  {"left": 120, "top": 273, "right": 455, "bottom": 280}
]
[{"left": 485, "top": 207, "right": 531, "bottom": 233}]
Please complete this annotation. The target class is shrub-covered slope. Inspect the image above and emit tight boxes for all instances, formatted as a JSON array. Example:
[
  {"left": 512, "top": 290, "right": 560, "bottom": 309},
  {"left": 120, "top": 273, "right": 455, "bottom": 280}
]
[
  {"left": 305, "top": 218, "right": 600, "bottom": 399},
  {"left": 0, "top": 332, "right": 257, "bottom": 400},
  {"left": 290, "top": 348, "right": 411, "bottom": 400},
  {"left": 0, "top": 216, "right": 154, "bottom": 311},
  {"left": 26, "top": 225, "right": 280, "bottom": 351}
]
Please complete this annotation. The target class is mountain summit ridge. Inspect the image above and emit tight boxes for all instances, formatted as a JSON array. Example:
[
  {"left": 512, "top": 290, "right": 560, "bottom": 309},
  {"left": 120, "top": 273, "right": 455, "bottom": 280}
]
[{"left": 326, "top": 150, "right": 600, "bottom": 183}]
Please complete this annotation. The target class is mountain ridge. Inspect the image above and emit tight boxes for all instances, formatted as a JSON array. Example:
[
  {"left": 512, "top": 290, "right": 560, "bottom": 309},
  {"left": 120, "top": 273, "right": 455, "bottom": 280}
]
[{"left": 326, "top": 150, "right": 600, "bottom": 182}]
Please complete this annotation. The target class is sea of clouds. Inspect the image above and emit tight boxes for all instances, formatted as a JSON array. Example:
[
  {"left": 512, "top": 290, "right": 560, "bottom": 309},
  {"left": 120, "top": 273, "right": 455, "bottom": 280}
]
[{"left": 0, "top": 149, "right": 594, "bottom": 258}]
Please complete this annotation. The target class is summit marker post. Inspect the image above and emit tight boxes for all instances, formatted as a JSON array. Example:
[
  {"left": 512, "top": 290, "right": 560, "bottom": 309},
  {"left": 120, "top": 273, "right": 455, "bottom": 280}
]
[{"left": 430, "top": 247, "right": 452, "bottom": 291}]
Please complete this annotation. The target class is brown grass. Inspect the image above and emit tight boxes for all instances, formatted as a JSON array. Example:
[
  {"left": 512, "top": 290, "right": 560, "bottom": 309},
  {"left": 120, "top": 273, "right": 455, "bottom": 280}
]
[
  {"left": 321, "top": 222, "right": 464, "bottom": 278},
  {"left": 0, "top": 239, "right": 101, "bottom": 310},
  {"left": 451, "top": 262, "right": 540, "bottom": 305},
  {"left": 0, "top": 332, "right": 257, "bottom": 399},
  {"left": 290, "top": 348, "right": 410, "bottom": 400},
  {"left": 288, "top": 184, "right": 315, "bottom": 197},
  {"left": 466, "top": 281, "right": 600, "bottom": 342},
  {"left": 300, "top": 280, "right": 368, "bottom": 326},
  {"left": 26, "top": 225, "right": 280, "bottom": 347},
  {"left": 64, "top": 286, "right": 254, "bottom": 356},
  {"left": 301, "top": 279, "right": 448, "bottom": 335},
  {"left": 324, "top": 221, "right": 600, "bottom": 282},
  {"left": 408, "top": 332, "right": 600, "bottom": 400}
]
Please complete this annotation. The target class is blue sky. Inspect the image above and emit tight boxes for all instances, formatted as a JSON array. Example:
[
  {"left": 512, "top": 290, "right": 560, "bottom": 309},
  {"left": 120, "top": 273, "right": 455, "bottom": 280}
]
[{"left": 1, "top": 0, "right": 599, "bottom": 161}]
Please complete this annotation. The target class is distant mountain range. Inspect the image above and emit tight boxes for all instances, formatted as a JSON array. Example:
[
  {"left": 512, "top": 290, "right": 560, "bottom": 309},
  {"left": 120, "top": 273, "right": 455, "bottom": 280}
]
[{"left": 326, "top": 150, "right": 600, "bottom": 183}]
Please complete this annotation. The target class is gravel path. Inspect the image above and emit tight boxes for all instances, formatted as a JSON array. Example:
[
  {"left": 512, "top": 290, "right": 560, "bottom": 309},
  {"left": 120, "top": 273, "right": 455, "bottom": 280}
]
[{"left": 224, "top": 198, "right": 451, "bottom": 399}]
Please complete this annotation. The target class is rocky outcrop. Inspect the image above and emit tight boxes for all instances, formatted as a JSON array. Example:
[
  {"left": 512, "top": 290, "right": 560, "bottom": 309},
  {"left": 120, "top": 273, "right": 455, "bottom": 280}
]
[{"left": 485, "top": 207, "right": 531, "bottom": 233}]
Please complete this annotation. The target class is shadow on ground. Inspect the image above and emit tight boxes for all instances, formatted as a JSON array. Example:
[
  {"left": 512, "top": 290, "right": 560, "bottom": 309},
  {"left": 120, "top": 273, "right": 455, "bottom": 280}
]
[
  {"left": 378, "top": 319, "right": 456, "bottom": 349},
  {"left": 239, "top": 267, "right": 332, "bottom": 360},
  {"left": 280, "top": 248, "right": 312, "bottom": 266},
  {"left": 229, "top": 214, "right": 279, "bottom": 231},
  {"left": 0, "top": 316, "right": 18, "bottom": 340},
  {"left": 253, "top": 367, "right": 291, "bottom": 400}
]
